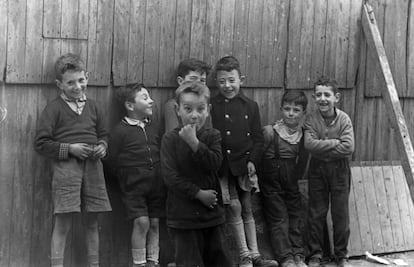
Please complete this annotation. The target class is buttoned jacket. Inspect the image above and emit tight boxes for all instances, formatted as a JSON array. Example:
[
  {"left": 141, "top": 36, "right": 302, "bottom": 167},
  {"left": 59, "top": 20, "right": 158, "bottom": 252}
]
[{"left": 211, "top": 92, "right": 264, "bottom": 177}]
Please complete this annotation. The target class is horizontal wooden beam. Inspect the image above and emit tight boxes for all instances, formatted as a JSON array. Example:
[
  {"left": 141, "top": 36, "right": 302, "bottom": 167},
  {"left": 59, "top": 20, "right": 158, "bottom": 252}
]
[{"left": 362, "top": 4, "right": 414, "bottom": 203}]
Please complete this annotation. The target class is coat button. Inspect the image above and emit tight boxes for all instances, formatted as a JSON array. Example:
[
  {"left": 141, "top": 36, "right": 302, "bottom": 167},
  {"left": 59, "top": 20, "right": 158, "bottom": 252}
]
[
  {"left": 227, "top": 149, "right": 231, "bottom": 154},
  {"left": 225, "top": 114, "right": 230, "bottom": 119},
  {"left": 226, "top": 131, "right": 231, "bottom": 135},
  {"left": 245, "top": 115, "right": 249, "bottom": 119},
  {"left": 225, "top": 99, "right": 229, "bottom": 103},
  {"left": 246, "top": 151, "right": 250, "bottom": 155},
  {"left": 247, "top": 132, "right": 250, "bottom": 136}
]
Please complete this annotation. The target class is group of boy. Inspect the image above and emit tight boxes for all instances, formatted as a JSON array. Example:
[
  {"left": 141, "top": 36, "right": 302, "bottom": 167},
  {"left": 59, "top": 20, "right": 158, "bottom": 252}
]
[{"left": 35, "top": 53, "right": 354, "bottom": 267}]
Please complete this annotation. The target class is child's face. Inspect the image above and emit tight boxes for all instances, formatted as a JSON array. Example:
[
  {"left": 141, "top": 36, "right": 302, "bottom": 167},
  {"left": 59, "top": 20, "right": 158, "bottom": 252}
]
[
  {"left": 177, "top": 71, "right": 207, "bottom": 85},
  {"left": 216, "top": 69, "right": 244, "bottom": 99},
  {"left": 57, "top": 70, "right": 88, "bottom": 100},
  {"left": 126, "top": 88, "right": 154, "bottom": 118},
  {"left": 176, "top": 92, "right": 210, "bottom": 130},
  {"left": 313, "top": 85, "right": 339, "bottom": 117},
  {"left": 281, "top": 102, "right": 305, "bottom": 128}
]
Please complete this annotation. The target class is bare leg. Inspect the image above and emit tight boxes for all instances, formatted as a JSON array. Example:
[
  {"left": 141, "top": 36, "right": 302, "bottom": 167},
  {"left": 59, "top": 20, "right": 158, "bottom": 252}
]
[
  {"left": 51, "top": 213, "right": 73, "bottom": 267},
  {"left": 132, "top": 216, "right": 150, "bottom": 265},
  {"left": 84, "top": 213, "right": 99, "bottom": 267},
  {"left": 146, "top": 218, "right": 160, "bottom": 263}
]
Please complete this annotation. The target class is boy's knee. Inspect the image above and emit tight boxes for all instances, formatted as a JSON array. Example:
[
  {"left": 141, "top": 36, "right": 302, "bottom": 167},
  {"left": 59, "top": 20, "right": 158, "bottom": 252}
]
[
  {"left": 226, "top": 199, "right": 242, "bottom": 221},
  {"left": 133, "top": 216, "right": 150, "bottom": 232},
  {"left": 149, "top": 218, "right": 159, "bottom": 231}
]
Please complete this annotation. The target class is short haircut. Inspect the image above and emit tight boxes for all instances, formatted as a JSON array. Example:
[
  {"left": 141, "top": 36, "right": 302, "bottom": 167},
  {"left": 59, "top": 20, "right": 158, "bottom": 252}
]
[
  {"left": 54, "top": 53, "right": 86, "bottom": 81},
  {"left": 175, "top": 81, "right": 210, "bottom": 105},
  {"left": 281, "top": 90, "right": 308, "bottom": 111},
  {"left": 116, "top": 83, "right": 146, "bottom": 104},
  {"left": 314, "top": 76, "right": 338, "bottom": 94},
  {"left": 177, "top": 58, "right": 211, "bottom": 78},
  {"left": 215, "top": 55, "right": 241, "bottom": 76}
]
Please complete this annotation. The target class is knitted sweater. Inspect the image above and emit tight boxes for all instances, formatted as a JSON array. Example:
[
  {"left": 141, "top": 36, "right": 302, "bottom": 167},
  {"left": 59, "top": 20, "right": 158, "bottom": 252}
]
[
  {"left": 303, "top": 108, "right": 354, "bottom": 161},
  {"left": 34, "top": 96, "right": 108, "bottom": 160}
]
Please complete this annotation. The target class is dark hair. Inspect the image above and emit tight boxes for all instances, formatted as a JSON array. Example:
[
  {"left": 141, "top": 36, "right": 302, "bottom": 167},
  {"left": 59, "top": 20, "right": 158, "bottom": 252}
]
[
  {"left": 281, "top": 90, "right": 308, "bottom": 111},
  {"left": 214, "top": 56, "right": 241, "bottom": 76},
  {"left": 314, "top": 76, "right": 338, "bottom": 94},
  {"left": 177, "top": 58, "right": 211, "bottom": 78},
  {"left": 116, "top": 83, "right": 146, "bottom": 105},
  {"left": 54, "top": 53, "right": 86, "bottom": 81},
  {"left": 175, "top": 81, "right": 210, "bottom": 105}
]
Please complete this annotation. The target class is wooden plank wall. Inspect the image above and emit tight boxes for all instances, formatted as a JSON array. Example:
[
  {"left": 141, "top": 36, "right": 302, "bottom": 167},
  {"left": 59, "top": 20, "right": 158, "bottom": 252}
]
[{"left": 1, "top": 0, "right": 414, "bottom": 266}]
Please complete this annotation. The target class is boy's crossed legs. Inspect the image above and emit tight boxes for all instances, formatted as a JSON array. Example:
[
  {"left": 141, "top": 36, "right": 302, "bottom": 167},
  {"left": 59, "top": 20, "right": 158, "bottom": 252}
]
[{"left": 132, "top": 216, "right": 160, "bottom": 267}]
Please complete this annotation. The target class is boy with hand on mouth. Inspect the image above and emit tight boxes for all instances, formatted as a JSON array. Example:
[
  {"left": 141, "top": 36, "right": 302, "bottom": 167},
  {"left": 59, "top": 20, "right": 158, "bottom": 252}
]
[{"left": 161, "top": 81, "right": 232, "bottom": 267}]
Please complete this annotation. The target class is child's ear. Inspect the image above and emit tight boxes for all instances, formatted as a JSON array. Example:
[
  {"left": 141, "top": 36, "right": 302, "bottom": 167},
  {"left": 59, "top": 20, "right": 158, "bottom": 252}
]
[
  {"left": 85, "top": 71, "right": 89, "bottom": 81},
  {"left": 174, "top": 101, "right": 180, "bottom": 115},
  {"left": 56, "top": 79, "right": 63, "bottom": 90},
  {"left": 240, "top": 75, "right": 245, "bottom": 85},
  {"left": 177, "top": 76, "right": 184, "bottom": 85},
  {"left": 335, "top": 92, "right": 341, "bottom": 102},
  {"left": 125, "top": 101, "right": 134, "bottom": 111},
  {"left": 207, "top": 103, "right": 212, "bottom": 114}
]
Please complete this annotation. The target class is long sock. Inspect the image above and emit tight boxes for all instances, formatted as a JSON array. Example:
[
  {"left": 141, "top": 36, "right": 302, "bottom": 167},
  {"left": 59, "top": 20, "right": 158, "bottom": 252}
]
[
  {"left": 87, "top": 254, "right": 99, "bottom": 267},
  {"left": 244, "top": 219, "right": 259, "bottom": 257},
  {"left": 132, "top": 248, "right": 146, "bottom": 265},
  {"left": 51, "top": 257, "right": 64, "bottom": 267},
  {"left": 229, "top": 219, "right": 250, "bottom": 258},
  {"left": 146, "top": 230, "right": 159, "bottom": 263}
]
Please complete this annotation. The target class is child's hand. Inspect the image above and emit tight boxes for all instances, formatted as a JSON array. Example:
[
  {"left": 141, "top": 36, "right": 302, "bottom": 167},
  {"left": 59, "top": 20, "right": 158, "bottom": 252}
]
[
  {"left": 69, "top": 143, "right": 93, "bottom": 160},
  {"left": 179, "top": 124, "right": 199, "bottom": 152},
  {"left": 247, "top": 161, "right": 256, "bottom": 177},
  {"left": 195, "top": 189, "right": 218, "bottom": 209},
  {"left": 92, "top": 143, "right": 107, "bottom": 159}
]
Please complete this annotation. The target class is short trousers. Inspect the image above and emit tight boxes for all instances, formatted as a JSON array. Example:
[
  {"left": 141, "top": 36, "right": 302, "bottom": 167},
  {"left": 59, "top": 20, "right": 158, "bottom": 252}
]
[
  {"left": 52, "top": 158, "right": 112, "bottom": 214},
  {"left": 117, "top": 165, "right": 166, "bottom": 220}
]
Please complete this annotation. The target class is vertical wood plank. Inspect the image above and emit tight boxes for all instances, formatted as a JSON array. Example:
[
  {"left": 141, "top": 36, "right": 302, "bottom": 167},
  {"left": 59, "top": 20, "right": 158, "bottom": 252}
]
[
  {"left": 338, "top": 89, "right": 356, "bottom": 128},
  {"left": 174, "top": 0, "right": 192, "bottom": 73},
  {"left": 127, "top": 0, "right": 146, "bottom": 85},
  {"left": 310, "top": 0, "right": 327, "bottom": 85},
  {"left": 372, "top": 165, "right": 395, "bottom": 252},
  {"left": 364, "top": 0, "right": 385, "bottom": 97},
  {"left": 0, "top": 0, "right": 7, "bottom": 81},
  {"left": 158, "top": 0, "right": 176, "bottom": 86},
  {"left": 408, "top": 0, "right": 414, "bottom": 96},
  {"left": 348, "top": 170, "right": 363, "bottom": 256},
  {"left": 346, "top": 0, "right": 362, "bottom": 88},
  {"left": 94, "top": 0, "right": 113, "bottom": 85},
  {"left": 143, "top": 0, "right": 161, "bottom": 87},
  {"left": 218, "top": 0, "right": 235, "bottom": 58},
  {"left": 271, "top": 0, "right": 288, "bottom": 87},
  {"left": 382, "top": 164, "right": 406, "bottom": 251},
  {"left": 245, "top": 0, "right": 263, "bottom": 87},
  {"left": 323, "top": 0, "right": 339, "bottom": 82},
  {"left": 259, "top": 0, "right": 277, "bottom": 87},
  {"left": 253, "top": 88, "right": 269, "bottom": 126},
  {"left": 361, "top": 164, "right": 384, "bottom": 253},
  {"left": 286, "top": 0, "right": 302, "bottom": 89},
  {"left": 351, "top": 166, "right": 374, "bottom": 253},
  {"left": 357, "top": 99, "right": 376, "bottom": 160},
  {"left": 266, "top": 89, "right": 284, "bottom": 124},
  {"left": 42, "top": 39, "right": 62, "bottom": 83},
  {"left": 24, "top": 0, "right": 44, "bottom": 83},
  {"left": 298, "top": 0, "right": 314, "bottom": 88},
  {"left": 232, "top": 0, "right": 248, "bottom": 78},
  {"left": 204, "top": 0, "right": 221, "bottom": 84},
  {"left": 61, "top": 0, "right": 79, "bottom": 38},
  {"left": 6, "top": 0, "right": 26, "bottom": 83},
  {"left": 334, "top": 0, "right": 351, "bottom": 88},
  {"left": 78, "top": 0, "right": 89, "bottom": 39},
  {"left": 392, "top": 164, "right": 414, "bottom": 248},
  {"left": 189, "top": 0, "right": 206, "bottom": 59},
  {"left": 86, "top": 0, "right": 98, "bottom": 85},
  {"left": 112, "top": 0, "right": 131, "bottom": 85},
  {"left": 383, "top": 0, "right": 408, "bottom": 96},
  {"left": 42, "top": 0, "right": 62, "bottom": 38}
]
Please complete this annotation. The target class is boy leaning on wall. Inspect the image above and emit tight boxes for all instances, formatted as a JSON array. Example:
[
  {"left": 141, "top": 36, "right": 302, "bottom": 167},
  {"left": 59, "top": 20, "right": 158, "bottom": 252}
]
[
  {"left": 304, "top": 76, "right": 354, "bottom": 267},
  {"left": 34, "top": 53, "right": 112, "bottom": 267}
]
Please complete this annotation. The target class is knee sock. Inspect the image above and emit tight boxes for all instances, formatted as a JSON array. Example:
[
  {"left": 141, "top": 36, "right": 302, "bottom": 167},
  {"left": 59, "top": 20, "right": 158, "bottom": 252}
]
[
  {"left": 51, "top": 257, "right": 64, "bottom": 267},
  {"left": 244, "top": 219, "right": 260, "bottom": 257},
  {"left": 229, "top": 219, "right": 250, "bottom": 259},
  {"left": 146, "top": 231, "right": 159, "bottom": 263},
  {"left": 132, "top": 248, "right": 146, "bottom": 265},
  {"left": 87, "top": 254, "right": 99, "bottom": 267}
]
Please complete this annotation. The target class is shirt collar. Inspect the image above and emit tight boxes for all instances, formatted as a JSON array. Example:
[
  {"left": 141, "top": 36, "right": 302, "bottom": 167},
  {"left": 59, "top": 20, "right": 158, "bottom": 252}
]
[
  {"left": 215, "top": 90, "right": 248, "bottom": 103},
  {"left": 123, "top": 116, "right": 150, "bottom": 128},
  {"left": 60, "top": 93, "right": 87, "bottom": 102}
]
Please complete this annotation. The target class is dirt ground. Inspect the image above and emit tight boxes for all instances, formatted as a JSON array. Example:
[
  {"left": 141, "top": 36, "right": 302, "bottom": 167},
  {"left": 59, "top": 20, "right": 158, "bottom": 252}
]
[{"left": 323, "top": 251, "right": 414, "bottom": 266}]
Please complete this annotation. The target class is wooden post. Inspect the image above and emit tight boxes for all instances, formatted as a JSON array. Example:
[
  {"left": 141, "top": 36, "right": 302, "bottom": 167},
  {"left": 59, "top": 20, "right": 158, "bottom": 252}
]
[{"left": 362, "top": 3, "right": 414, "bottom": 202}]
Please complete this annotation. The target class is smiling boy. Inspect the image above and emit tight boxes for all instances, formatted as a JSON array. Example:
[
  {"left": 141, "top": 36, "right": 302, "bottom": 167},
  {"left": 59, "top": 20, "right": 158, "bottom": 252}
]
[
  {"left": 34, "top": 53, "right": 111, "bottom": 267},
  {"left": 304, "top": 76, "right": 354, "bottom": 267},
  {"left": 161, "top": 81, "right": 232, "bottom": 267},
  {"left": 107, "top": 84, "right": 164, "bottom": 267}
]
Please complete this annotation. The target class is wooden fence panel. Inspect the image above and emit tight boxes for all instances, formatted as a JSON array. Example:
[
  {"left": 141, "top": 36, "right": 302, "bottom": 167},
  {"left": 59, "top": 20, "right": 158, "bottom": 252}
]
[
  {"left": 173, "top": 0, "right": 192, "bottom": 77},
  {"left": 0, "top": 0, "right": 6, "bottom": 81},
  {"left": 204, "top": 0, "right": 221, "bottom": 83},
  {"left": 218, "top": 0, "right": 235, "bottom": 58},
  {"left": 408, "top": 0, "right": 414, "bottom": 96},
  {"left": 232, "top": 0, "right": 249, "bottom": 80},
  {"left": 245, "top": 0, "right": 263, "bottom": 87},
  {"left": 143, "top": 0, "right": 161, "bottom": 87},
  {"left": 189, "top": 0, "right": 207, "bottom": 59},
  {"left": 310, "top": 0, "right": 328, "bottom": 87},
  {"left": 25, "top": 0, "right": 44, "bottom": 83}
]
